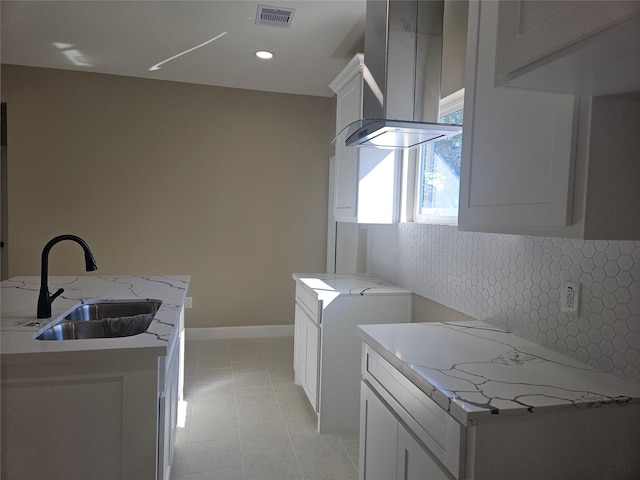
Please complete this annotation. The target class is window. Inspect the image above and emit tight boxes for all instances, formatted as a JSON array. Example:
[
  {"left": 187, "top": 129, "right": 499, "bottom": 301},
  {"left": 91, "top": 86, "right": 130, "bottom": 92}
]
[{"left": 414, "top": 89, "right": 464, "bottom": 225}]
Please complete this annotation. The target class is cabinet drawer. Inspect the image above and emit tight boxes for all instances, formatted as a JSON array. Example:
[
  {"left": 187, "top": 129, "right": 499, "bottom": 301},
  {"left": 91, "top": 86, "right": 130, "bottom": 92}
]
[
  {"left": 363, "top": 345, "right": 465, "bottom": 479},
  {"left": 295, "top": 284, "right": 320, "bottom": 324}
]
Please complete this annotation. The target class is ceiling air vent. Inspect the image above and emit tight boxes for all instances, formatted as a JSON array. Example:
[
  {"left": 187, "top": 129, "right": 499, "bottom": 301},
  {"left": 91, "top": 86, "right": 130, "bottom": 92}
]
[{"left": 256, "top": 4, "right": 295, "bottom": 28}]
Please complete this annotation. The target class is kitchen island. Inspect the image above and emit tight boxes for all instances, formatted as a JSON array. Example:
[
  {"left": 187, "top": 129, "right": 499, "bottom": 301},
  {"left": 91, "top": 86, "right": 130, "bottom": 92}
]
[
  {"left": 358, "top": 321, "right": 640, "bottom": 480},
  {"left": 1, "top": 275, "right": 189, "bottom": 480}
]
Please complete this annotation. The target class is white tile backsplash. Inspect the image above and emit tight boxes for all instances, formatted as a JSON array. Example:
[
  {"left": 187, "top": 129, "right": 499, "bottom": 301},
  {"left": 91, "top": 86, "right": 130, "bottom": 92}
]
[{"left": 366, "top": 223, "right": 640, "bottom": 384}]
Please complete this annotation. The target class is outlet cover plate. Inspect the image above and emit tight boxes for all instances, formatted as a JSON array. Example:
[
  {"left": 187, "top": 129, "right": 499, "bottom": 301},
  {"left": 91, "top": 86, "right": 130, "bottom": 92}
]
[{"left": 560, "top": 281, "right": 580, "bottom": 315}]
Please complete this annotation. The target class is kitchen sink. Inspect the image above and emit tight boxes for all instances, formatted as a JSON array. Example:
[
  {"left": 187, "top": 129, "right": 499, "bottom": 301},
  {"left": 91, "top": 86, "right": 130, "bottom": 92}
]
[{"left": 35, "top": 299, "right": 162, "bottom": 340}]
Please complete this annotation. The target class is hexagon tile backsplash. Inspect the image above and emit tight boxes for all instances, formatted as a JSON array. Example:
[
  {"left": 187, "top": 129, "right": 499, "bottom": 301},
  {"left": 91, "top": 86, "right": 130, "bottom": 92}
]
[{"left": 367, "top": 223, "right": 640, "bottom": 384}]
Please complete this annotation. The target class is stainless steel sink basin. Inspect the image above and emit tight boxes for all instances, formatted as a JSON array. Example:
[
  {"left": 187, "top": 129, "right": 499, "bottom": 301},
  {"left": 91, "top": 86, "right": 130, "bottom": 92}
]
[{"left": 35, "top": 299, "right": 162, "bottom": 340}]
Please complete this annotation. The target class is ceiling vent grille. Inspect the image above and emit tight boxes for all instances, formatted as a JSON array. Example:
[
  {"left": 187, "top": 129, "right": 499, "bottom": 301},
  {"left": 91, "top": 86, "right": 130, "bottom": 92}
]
[{"left": 256, "top": 4, "right": 295, "bottom": 28}]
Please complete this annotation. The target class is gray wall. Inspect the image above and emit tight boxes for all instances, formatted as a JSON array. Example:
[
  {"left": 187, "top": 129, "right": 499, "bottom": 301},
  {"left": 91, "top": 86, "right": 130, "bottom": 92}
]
[{"left": 2, "top": 65, "right": 335, "bottom": 329}]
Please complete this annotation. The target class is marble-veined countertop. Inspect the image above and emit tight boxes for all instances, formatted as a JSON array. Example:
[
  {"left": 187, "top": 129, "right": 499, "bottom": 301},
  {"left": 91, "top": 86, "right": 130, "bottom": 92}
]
[
  {"left": 1, "top": 275, "right": 189, "bottom": 357},
  {"left": 358, "top": 321, "right": 640, "bottom": 424},
  {"left": 292, "top": 273, "right": 411, "bottom": 297}
]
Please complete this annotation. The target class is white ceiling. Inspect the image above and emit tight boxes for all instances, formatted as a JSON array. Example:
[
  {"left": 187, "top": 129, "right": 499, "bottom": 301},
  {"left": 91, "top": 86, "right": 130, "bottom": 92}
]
[{"left": 1, "top": 0, "right": 366, "bottom": 97}]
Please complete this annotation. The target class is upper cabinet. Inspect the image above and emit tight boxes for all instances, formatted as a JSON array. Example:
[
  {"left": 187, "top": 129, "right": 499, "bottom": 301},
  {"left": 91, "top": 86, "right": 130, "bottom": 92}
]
[
  {"left": 459, "top": 0, "right": 640, "bottom": 240},
  {"left": 459, "top": 0, "right": 578, "bottom": 235},
  {"left": 329, "top": 54, "right": 400, "bottom": 224},
  {"left": 494, "top": 1, "right": 640, "bottom": 96}
]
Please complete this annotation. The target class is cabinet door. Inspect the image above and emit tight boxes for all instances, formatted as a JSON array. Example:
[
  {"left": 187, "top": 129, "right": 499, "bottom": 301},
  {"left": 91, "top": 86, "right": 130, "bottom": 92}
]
[
  {"left": 334, "top": 144, "right": 358, "bottom": 222},
  {"left": 304, "top": 315, "right": 320, "bottom": 412},
  {"left": 334, "top": 73, "right": 362, "bottom": 222},
  {"left": 293, "top": 304, "right": 306, "bottom": 385},
  {"left": 360, "top": 381, "right": 398, "bottom": 480},
  {"left": 459, "top": 0, "right": 578, "bottom": 234},
  {"left": 397, "top": 424, "right": 452, "bottom": 480},
  {"left": 494, "top": 1, "right": 640, "bottom": 94},
  {"left": 158, "top": 323, "right": 182, "bottom": 480},
  {"left": 294, "top": 303, "right": 320, "bottom": 411}
]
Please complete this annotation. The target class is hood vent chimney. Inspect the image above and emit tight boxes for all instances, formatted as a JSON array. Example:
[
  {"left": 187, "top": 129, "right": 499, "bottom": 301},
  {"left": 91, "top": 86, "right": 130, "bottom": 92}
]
[{"left": 335, "top": 0, "right": 462, "bottom": 149}]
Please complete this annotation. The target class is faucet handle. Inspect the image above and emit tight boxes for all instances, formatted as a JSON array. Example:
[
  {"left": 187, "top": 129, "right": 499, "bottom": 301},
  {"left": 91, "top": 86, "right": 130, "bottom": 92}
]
[{"left": 50, "top": 288, "right": 64, "bottom": 302}]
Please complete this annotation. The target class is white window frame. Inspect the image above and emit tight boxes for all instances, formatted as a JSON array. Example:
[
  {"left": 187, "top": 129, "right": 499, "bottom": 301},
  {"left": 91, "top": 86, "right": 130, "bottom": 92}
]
[{"left": 412, "top": 88, "right": 464, "bottom": 225}]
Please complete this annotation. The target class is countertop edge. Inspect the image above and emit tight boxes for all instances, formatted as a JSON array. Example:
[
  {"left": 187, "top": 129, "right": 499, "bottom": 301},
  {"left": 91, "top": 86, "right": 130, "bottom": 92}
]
[
  {"left": 357, "top": 321, "right": 640, "bottom": 424},
  {"left": 357, "top": 324, "right": 463, "bottom": 421}
]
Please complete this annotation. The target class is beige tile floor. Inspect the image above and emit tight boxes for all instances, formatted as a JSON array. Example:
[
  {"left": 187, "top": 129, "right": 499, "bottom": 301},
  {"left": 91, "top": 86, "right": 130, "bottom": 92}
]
[{"left": 171, "top": 336, "right": 359, "bottom": 480}]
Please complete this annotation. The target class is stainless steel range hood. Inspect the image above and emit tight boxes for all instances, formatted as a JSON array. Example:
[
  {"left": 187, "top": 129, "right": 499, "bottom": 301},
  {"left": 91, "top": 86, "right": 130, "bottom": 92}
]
[{"left": 335, "top": 0, "right": 462, "bottom": 149}]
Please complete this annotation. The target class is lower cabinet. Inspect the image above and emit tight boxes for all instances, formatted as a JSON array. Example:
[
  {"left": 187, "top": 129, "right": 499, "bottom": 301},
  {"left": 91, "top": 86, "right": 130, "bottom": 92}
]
[
  {"left": 292, "top": 275, "right": 412, "bottom": 433},
  {"left": 360, "top": 342, "right": 640, "bottom": 480},
  {"left": 1, "top": 308, "right": 185, "bottom": 480},
  {"left": 359, "top": 382, "right": 397, "bottom": 480},
  {"left": 360, "top": 381, "right": 452, "bottom": 480},
  {"left": 2, "top": 355, "right": 160, "bottom": 479}
]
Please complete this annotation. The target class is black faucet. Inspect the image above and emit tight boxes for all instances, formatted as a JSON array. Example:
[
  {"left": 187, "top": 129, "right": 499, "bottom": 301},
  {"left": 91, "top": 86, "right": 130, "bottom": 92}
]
[{"left": 37, "top": 234, "right": 98, "bottom": 318}]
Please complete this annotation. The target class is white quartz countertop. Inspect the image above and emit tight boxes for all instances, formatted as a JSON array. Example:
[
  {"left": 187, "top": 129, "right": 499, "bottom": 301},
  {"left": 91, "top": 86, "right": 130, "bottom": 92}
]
[
  {"left": 358, "top": 321, "right": 640, "bottom": 424},
  {"left": 1, "top": 275, "right": 189, "bottom": 357},
  {"left": 292, "top": 273, "right": 411, "bottom": 297}
]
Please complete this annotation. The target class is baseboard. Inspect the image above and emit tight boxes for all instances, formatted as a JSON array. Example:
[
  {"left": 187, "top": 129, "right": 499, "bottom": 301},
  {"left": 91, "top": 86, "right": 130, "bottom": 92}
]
[{"left": 185, "top": 324, "right": 294, "bottom": 340}]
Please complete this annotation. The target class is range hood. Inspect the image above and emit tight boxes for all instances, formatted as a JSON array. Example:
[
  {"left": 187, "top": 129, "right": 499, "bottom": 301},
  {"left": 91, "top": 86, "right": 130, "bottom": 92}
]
[{"left": 334, "top": 0, "right": 462, "bottom": 149}]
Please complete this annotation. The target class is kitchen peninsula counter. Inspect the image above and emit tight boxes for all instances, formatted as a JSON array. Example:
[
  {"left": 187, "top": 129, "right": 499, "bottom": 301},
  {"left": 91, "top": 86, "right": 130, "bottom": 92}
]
[
  {"left": 1, "top": 275, "right": 190, "bottom": 480},
  {"left": 1, "top": 275, "right": 189, "bottom": 358}
]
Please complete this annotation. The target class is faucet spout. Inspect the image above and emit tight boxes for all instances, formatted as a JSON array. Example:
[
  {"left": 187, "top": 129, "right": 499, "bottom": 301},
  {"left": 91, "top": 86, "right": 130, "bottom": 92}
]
[{"left": 37, "top": 234, "right": 98, "bottom": 319}]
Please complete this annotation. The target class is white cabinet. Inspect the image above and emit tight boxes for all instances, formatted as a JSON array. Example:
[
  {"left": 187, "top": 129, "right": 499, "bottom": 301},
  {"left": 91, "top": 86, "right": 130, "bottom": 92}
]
[
  {"left": 459, "top": 0, "right": 578, "bottom": 234},
  {"left": 459, "top": 0, "right": 640, "bottom": 240},
  {"left": 494, "top": 1, "right": 640, "bottom": 96},
  {"left": 329, "top": 54, "right": 401, "bottom": 224},
  {"left": 1, "top": 308, "right": 186, "bottom": 480},
  {"left": 333, "top": 65, "right": 361, "bottom": 221},
  {"left": 292, "top": 274, "right": 411, "bottom": 433}
]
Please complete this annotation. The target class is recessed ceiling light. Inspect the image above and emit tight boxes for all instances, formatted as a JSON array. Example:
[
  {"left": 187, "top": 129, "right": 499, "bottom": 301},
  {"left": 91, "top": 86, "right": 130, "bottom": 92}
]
[{"left": 256, "top": 50, "right": 274, "bottom": 60}]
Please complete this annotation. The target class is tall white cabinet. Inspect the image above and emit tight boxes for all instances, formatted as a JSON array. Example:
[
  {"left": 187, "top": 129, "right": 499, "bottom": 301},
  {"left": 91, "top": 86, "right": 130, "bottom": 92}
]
[
  {"left": 329, "top": 54, "right": 401, "bottom": 225},
  {"left": 292, "top": 273, "right": 411, "bottom": 433}
]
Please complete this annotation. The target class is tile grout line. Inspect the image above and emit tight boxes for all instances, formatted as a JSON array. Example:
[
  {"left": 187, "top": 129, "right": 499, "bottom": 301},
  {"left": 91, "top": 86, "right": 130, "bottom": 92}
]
[
  {"left": 270, "top": 351, "right": 306, "bottom": 480},
  {"left": 232, "top": 360, "right": 247, "bottom": 480}
]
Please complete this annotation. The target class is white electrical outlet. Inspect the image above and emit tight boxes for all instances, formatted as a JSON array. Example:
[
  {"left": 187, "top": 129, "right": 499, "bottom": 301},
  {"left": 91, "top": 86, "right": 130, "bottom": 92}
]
[
  {"left": 560, "top": 281, "right": 580, "bottom": 315},
  {"left": 184, "top": 297, "right": 193, "bottom": 309}
]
